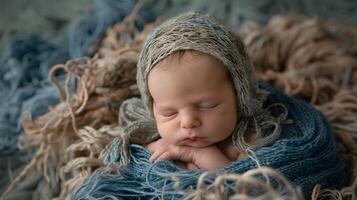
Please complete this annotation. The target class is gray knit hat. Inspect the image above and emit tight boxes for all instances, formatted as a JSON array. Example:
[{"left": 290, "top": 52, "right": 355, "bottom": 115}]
[
  {"left": 102, "top": 11, "right": 285, "bottom": 166},
  {"left": 137, "top": 11, "right": 283, "bottom": 150}
]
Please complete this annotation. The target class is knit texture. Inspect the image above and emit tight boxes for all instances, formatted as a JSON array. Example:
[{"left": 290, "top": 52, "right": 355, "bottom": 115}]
[{"left": 71, "top": 82, "right": 346, "bottom": 199}]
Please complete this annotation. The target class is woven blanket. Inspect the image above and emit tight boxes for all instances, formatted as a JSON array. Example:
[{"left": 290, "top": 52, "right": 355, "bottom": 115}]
[{"left": 71, "top": 82, "right": 345, "bottom": 199}]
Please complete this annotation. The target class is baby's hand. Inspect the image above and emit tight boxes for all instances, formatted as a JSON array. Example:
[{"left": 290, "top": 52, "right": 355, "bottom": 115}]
[
  {"left": 145, "top": 139, "right": 232, "bottom": 169},
  {"left": 190, "top": 145, "right": 232, "bottom": 169},
  {"left": 145, "top": 138, "right": 195, "bottom": 164}
]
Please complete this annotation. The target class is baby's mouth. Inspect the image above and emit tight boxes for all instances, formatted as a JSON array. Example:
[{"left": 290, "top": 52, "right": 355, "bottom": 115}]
[{"left": 183, "top": 137, "right": 206, "bottom": 142}]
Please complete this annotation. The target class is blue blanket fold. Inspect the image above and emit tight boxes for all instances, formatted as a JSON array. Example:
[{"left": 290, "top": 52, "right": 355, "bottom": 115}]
[{"left": 71, "top": 82, "right": 345, "bottom": 199}]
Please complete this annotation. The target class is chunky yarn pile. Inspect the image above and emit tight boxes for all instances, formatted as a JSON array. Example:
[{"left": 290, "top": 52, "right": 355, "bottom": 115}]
[
  {"left": 3, "top": 6, "right": 355, "bottom": 199},
  {"left": 71, "top": 82, "right": 345, "bottom": 199}
]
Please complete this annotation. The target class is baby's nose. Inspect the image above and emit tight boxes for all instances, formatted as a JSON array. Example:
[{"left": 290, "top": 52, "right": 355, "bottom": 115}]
[{"left": 181, "top": 112, "right": 201, "bottom": 129}]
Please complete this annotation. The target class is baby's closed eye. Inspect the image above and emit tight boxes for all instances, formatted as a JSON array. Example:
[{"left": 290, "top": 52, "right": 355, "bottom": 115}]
[
  {"left": 198, "top": 102, "right": 219, "bottom": 109},
  {"left": 160, "top": 110, "right": 178, "bottom": 117}
]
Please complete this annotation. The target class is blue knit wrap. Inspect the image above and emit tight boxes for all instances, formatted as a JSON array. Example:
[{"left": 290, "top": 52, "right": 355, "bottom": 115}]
[{"left": 71, "top": 82, "right": 345, "bottom": 199}]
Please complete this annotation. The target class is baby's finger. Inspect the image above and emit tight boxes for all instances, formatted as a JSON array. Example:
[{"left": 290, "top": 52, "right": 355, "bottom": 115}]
[
  {"left": 186, "top": 163, "right": 199, "bottom": 170},
  {"left": 156, "top": 151, "right": 176, "bottom": 161},
  {"left": 149, "top": 149, "right": 164, "bottom": 163},
  {"left": 174, "top": 160, "right": 187, "bottom": 168}
]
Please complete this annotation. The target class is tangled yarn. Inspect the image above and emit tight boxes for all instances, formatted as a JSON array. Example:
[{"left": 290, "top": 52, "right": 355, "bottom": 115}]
[{"left": 4, "top": 8, "right": 356, "bottom": 200}]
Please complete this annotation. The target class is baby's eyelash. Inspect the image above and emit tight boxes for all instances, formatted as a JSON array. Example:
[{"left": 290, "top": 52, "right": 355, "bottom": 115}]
[
  {"left": 160, "top": 111, "right": 178, "bottom": 117},
  {"left": 199, "top": 103, "right": 219, "bottom": 109}
]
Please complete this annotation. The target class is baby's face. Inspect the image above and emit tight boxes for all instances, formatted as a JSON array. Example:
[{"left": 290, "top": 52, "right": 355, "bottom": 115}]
[{"left": 148, "top": 51, "right": 238, "bottom": 147}]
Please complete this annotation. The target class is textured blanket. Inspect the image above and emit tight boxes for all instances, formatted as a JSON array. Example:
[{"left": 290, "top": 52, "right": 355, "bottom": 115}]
[{"left": 71, "top": 82, "right": 345, "bottom": 199}]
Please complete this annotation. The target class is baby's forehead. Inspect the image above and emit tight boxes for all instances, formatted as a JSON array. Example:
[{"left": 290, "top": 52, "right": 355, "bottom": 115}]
[
  {"left": 149, "top": 50, "right": 232, "bottom": 83},
  {"left": 154, "top": 50, "right": 226, "bottom": 70},
  {"left": 153, "top": 50, "right": 231, "bottom": 79},
  {"left": 154, "top": 50, "right": 204, "bottom": 68}
]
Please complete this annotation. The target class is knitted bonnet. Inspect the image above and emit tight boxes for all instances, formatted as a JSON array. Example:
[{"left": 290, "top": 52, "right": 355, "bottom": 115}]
[
  {"left": 136, "top": 11, "right": 285, "bottom": 150},
  {"left": 102, "top": 11, "right": 285, "bottom": 166}
]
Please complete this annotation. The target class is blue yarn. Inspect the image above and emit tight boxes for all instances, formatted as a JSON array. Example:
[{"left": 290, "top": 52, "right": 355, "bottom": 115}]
[
  {"left": 0, "top": 35, "right": 68, "bottom": 154},
  {"left": 71, "top": 82, "right": 346, "bottom": 199},
  {"left": 0, "top": 0, "right": 156, "bottom": 155}
]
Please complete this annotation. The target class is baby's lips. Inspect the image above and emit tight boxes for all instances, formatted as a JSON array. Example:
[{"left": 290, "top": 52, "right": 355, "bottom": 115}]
[{"left": 184, "top": 136, "right": 206, "bottom": 141}]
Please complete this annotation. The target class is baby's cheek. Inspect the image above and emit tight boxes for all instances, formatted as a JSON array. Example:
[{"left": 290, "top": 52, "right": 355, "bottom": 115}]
[
  {"left": 156, "top": 122, "right": 179, "bottom": 144},
  {"left": 206, "top": 113, "right": 227, "bottom": 127},
  {"left": 219, "top": 107, "right": 237, "bottom": 128},
  {"left": 206, "top": 113, "right": 236, "bottom": 138},
  {"left": 215, "top": 107, "right": 233, "bottom": 121}
]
